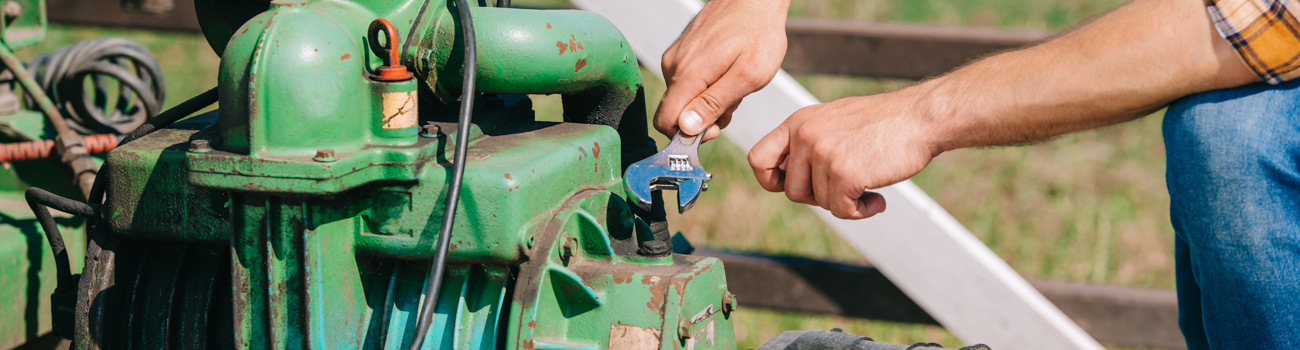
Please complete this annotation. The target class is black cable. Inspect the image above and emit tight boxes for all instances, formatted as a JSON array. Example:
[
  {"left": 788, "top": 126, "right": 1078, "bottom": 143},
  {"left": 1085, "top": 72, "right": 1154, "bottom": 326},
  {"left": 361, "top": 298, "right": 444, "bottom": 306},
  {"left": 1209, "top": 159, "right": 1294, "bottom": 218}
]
[
  {"left": 88, "top": 87, "right": 218, "bottom": 206},
  {"left": 401, "top": 0, "right": 434, "bottom": 66},
  {"left": 407, "top": 0, "right": 476, "bottom": 348},
  {"left": 29, "top": 37, "right": 166, "bottom": 135},
  {"left": 24, "top": 187, "right": 98, "bottom": 290}
]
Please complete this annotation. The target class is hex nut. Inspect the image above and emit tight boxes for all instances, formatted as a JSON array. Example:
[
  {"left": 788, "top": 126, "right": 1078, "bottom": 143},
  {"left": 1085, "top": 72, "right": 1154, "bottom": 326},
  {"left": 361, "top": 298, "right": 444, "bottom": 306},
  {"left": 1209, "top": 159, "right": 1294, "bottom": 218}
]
[{"left": 420, "top": 124, "right": 441, "bottom": 138}]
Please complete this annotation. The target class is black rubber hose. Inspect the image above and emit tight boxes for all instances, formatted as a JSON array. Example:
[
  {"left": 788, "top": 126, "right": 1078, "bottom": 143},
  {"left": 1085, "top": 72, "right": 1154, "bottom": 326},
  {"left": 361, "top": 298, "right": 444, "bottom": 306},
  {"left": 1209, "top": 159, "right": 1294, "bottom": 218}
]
[
  {"left": 407, "top": 0, "right": 476, "bottom": 348},
  {"left": 87, "top": 87, "right": 218, "bottom": 206},
  {"left": 401, "top": 0, "right": 434, "bottom": 65},
  {"left": 28, "top": 37, "right": 166, "bottom": 135},
  {"left": 24, "top": 187, "right": 98, "bottom": 289}
]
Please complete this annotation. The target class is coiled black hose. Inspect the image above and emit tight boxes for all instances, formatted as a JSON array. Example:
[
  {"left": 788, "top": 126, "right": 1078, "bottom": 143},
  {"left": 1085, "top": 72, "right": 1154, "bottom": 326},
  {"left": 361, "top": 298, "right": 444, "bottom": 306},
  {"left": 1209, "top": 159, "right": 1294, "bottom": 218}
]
[{"left": 28, "top": 37, "right": 166, "bottom": 135}]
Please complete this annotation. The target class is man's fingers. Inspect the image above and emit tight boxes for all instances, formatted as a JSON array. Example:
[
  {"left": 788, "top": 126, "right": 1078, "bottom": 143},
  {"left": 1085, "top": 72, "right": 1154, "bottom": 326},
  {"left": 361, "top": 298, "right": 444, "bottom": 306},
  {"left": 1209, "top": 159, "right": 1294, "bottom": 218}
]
[
  {"left": 783, "top": 147, "right": 814, "bottom": 205},
  {"left": 748, "top": 126, "right": 789, "bottom": 192},
  {"left": 678, "top": 72, "right": 757, "bottom": 135},
  {"left": 653, "top": 78, "right": 707, "bottom": 136}
]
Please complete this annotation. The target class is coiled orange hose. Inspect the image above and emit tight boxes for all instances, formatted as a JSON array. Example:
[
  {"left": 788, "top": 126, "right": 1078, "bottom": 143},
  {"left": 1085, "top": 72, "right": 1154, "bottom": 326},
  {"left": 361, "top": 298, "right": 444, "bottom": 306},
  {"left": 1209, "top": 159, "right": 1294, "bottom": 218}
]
[{"left": 0, "top": 133, "right": 118, "bottom": 163}]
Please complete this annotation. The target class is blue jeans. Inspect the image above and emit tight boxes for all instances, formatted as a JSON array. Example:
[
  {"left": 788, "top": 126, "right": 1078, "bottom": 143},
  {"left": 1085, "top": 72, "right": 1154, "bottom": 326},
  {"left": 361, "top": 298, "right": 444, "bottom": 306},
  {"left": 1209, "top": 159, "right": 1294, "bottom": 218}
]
[{"left": 1164, "top": 80, "right": 1300, "bottom": 350}]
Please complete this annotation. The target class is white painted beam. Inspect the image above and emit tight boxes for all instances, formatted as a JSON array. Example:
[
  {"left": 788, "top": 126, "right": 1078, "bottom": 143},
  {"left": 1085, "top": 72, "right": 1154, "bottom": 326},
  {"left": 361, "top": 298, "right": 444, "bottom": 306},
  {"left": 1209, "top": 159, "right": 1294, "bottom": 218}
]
[{"left": 570, "top": 1, "right": 1106, "bottom": 349}]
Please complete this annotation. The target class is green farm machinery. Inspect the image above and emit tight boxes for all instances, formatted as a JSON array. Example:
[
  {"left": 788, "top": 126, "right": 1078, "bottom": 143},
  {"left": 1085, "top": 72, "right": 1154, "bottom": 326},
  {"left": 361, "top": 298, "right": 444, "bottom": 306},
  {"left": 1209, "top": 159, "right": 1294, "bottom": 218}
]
[{"left": 0, "top": 0, "right": 986, "bottom": 349}]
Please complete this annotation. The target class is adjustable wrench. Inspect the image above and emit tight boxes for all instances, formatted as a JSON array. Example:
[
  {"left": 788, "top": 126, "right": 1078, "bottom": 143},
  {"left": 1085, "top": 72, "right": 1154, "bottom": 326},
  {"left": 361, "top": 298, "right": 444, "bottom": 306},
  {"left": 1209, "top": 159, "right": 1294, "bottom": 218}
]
[{"left": 624, "top": 133, "right": 712, "bottom": 213}]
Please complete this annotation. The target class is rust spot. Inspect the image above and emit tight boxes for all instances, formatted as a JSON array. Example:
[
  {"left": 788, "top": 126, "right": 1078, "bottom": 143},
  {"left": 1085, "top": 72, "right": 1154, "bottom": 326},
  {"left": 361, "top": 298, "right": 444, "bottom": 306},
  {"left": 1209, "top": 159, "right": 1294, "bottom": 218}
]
[
  {"left": 569, "top": 35, "right": 583, "bottom": 52},
  {"left": 504, "top": 173, "right": 512, "bottom": 181},
  {"left": 613, "top": 272, "right": 633, "bottom": 284},
  {"left": 523, "top": 339, "right": 534, "bottom": 350},
  {"left": 575, "top": 59, "right": 587, "bottom": 73},
  {"left": 593, "top": 141, "right": 601, "bottom": 158},
  {"left": 643, "top": 275, "right": 668, "bottom": 316},
  {"left": 546, "top": 23, "right": 552, "bottom": 29},
  {"left": 556, "top": 41, "right": 568, "bottom": 55},
  {"left": 340, "top": 53, "right": 352, "bottom": 60},
  {"left": 528, "top": 320, "right": 537, "bottom": 328},
  {"left": 594, "top": 163, "right": 598, "bottom": 173},
  {"left": 450, "top": 243, "right": 458, "bottom": 251}
]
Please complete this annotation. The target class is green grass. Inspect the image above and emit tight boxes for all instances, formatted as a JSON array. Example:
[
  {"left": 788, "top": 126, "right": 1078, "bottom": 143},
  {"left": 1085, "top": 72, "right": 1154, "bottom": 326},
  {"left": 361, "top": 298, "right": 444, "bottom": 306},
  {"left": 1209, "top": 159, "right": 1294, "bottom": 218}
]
[{"left": 43, "top": 0, "right": 1170, "bottom": 347}]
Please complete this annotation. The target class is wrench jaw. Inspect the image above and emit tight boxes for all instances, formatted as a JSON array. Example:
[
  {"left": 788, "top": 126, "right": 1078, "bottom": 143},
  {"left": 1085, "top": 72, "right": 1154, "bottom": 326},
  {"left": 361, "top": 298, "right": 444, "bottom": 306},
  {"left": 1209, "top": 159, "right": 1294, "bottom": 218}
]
[
  {"left": 623, "top": 163, "right": 712, "bottom": 213},
  {"left": 675, "top": 178, "right": 705, "bottom": 214},
  {"left": 623, "top": 133, "right": 712, "bottom": 213},
  {"left": 624, "top": 163, "right": 659, "bottom": 211}
]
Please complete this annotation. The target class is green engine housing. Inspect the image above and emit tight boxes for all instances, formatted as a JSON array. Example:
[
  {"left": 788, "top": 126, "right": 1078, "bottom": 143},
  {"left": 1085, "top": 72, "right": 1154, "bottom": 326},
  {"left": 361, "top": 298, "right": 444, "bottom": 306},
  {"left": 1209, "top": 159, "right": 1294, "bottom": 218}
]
[{"left": 76, "top": 0, "right": 736, "bottom": 349}]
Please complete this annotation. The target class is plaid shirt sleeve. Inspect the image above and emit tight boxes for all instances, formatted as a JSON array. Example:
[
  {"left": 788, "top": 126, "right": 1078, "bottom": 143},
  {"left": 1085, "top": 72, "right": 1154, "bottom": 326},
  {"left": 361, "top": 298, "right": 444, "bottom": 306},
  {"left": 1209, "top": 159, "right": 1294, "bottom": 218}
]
[{"left": 1207, "top": 0, "right": 1300, "bottom": 84}]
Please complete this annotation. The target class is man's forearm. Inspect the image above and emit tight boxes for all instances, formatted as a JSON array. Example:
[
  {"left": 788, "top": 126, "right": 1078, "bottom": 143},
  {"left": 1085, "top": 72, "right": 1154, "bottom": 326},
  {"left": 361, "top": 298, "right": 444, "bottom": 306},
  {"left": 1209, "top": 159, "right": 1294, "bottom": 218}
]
[{"left": 910, "top": 0, "right": 1256, "bottom": 152}]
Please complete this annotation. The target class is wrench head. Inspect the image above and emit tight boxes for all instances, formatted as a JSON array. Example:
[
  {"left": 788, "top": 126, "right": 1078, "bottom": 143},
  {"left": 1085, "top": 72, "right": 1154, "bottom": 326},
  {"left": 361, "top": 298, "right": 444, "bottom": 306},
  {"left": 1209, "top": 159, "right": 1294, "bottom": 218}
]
[{"left": 624, "top": 162, "right": 711, "bottom": 214}]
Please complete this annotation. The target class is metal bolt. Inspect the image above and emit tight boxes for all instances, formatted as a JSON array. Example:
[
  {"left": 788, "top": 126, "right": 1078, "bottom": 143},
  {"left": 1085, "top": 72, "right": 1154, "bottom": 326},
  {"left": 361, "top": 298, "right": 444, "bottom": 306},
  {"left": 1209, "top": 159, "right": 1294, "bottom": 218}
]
[
  {"left": 313, "top": 149, "right": 336, "bottom": 162},
  {"left": 677, "top": 317, "right": 691, "bottom": 341},
  {"left": 722, "top": 291, "right": 737, "bottom": 314},
  {"left": 189, "top": 139, "right": 211, "bottom": 153},
  {"left": 420, "top": 124, "right": 441, "bottom": 138}
]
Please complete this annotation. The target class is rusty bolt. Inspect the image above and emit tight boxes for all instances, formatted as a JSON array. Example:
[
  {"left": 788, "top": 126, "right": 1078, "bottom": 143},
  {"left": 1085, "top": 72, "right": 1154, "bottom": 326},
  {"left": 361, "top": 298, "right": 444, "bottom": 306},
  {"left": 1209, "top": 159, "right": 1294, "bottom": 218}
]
[
  {"left": 677, "top": 317, "right": 692, "bottom": 342},
  {"left": 722, "top": 291, "right": 737, "bottom": 314},
  {"left": 313, "top": 149, "right": 336, "bottom": 162},
  {"left": 420, "top": 124, "right": 441, "bottom": 138},
  {"left": 189, "top": 139, "right": 211, "bottom": 153},
  {"left": 560, "top": 237, "right": 575, "bottom": 263}
]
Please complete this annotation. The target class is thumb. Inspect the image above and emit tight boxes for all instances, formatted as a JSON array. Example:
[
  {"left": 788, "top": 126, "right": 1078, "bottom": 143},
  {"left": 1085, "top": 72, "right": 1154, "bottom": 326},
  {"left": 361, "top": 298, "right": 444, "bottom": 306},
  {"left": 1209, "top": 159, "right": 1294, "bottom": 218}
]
[{"left": 678, "top": 72, "right": 756, "bottom": 135}]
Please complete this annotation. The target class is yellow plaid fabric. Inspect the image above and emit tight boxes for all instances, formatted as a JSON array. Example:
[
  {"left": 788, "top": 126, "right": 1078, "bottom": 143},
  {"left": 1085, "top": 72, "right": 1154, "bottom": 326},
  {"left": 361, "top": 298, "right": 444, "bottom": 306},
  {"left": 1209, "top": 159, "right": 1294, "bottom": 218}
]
[{"left": 1207, "top": 0, "right": 1300, "bottom": 83}]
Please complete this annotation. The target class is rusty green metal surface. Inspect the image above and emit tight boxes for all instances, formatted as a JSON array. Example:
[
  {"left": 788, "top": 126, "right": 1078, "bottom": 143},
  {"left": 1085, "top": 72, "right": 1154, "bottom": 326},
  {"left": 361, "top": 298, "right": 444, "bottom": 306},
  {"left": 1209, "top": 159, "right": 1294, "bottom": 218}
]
[
  {"left": 0, "top": 109, "right": 87, "bottom": 349},
  {"left": 83, "top": 1, "right": 734, "bottom": 349}
]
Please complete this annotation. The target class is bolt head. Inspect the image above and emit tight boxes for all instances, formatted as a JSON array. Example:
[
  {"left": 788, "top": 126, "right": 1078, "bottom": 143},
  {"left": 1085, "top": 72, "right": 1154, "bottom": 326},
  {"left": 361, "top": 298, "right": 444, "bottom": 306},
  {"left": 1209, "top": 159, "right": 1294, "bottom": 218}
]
[
  {"left": 189, "top": 139, "right": 212, "bottom": 153},
  {"left": 722, "top": 291, "right": 737, "bottom": 314},
  {"left": 420, "top": 124, "right": 441, "bottom": 138}
]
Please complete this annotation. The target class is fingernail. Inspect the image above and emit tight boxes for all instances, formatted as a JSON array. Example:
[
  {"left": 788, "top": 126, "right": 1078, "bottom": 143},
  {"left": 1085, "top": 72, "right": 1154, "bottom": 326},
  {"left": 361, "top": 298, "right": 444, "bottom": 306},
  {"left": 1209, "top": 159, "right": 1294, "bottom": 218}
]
[{"left": 681, "top": 110, "right": 703, "bottom": 134}]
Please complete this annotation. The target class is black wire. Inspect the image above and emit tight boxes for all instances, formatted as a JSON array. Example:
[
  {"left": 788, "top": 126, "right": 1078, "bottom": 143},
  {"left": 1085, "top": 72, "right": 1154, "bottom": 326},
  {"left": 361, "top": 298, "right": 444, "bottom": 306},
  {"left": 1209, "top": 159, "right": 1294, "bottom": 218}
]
[
  {"left": 24, "top": 187, "right": 98, "bottom": 292},
  {"left": 401, "top": 0, "right": 434, "bottom": 65},
  {"left": 88, "top": 87, "right": 218, "bottom": 206},
  {"left": 407, "top": 0, "right": 476, "bottom": 348}
]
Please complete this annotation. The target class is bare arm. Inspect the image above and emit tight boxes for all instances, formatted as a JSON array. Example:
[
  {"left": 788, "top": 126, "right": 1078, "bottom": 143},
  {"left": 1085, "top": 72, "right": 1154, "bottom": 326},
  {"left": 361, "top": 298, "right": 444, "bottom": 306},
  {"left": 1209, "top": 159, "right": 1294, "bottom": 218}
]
[
  {"left": 922, "top": 0, "right": 1256, "bottom": 151},
  {"left": 748, "top": 0, "right": 1258, "bottom": 219}
]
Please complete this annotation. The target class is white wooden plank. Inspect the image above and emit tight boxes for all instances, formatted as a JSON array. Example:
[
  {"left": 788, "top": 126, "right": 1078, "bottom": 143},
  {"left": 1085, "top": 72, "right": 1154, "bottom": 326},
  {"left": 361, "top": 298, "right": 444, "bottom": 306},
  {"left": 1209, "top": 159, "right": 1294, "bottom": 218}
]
[{"left": 571, "top": 1, "right": 1106, "bottom": 349}]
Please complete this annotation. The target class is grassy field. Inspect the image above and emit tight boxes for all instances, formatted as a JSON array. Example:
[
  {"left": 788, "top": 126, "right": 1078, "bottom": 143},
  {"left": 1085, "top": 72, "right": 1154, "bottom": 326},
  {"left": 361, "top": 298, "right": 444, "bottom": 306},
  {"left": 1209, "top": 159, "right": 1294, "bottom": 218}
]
[{"left": 34, "top": 0, "right": 1171, "bottom": 347}]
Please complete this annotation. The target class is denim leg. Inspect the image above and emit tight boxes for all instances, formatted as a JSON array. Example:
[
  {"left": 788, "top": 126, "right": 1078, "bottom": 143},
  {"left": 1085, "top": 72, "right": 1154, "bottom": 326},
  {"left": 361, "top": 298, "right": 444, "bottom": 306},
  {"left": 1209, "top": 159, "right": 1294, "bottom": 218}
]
[{"left": 1164, "top": 79, "right": 1300, "bottom": 350}]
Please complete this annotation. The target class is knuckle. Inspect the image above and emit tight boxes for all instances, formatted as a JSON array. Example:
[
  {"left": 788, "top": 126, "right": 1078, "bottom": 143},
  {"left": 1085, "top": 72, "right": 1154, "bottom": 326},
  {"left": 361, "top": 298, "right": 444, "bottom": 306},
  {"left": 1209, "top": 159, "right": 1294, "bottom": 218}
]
[{"left": 695, "top": 93, "right": 726, "bottom": 115}]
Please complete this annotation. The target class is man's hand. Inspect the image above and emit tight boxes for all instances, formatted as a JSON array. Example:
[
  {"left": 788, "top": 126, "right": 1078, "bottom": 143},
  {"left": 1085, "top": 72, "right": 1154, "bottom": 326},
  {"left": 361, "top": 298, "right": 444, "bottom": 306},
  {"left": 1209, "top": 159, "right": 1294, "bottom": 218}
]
[
  {"left": 654, "top": 0, "right": 790, "bottom": 141},
  {"left": 748, "top": 91, "right": 939, "bottom": 219}
]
